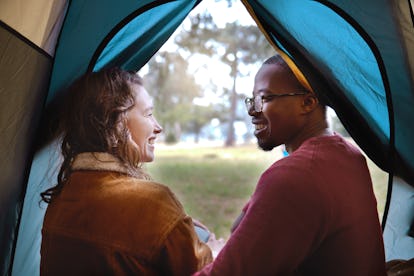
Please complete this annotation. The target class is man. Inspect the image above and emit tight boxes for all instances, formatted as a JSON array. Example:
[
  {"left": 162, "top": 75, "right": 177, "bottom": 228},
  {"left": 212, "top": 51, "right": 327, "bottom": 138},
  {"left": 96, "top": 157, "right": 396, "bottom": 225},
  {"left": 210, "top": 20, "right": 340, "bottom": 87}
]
[{"left": 195, "top": 55, "right": 386, "bottom": 275}]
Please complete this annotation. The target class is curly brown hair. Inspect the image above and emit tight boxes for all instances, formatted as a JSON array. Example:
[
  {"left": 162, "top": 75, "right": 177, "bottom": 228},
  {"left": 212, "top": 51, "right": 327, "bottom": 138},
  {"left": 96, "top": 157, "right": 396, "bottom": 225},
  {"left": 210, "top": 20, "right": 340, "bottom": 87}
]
[{"left": 41, "top": 68, "right": 149, "bottom": 203}]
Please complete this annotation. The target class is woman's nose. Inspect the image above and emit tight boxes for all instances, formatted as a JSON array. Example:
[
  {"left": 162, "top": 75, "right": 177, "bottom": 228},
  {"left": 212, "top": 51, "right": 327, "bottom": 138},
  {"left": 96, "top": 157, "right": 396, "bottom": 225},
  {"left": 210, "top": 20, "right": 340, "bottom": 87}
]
[{"left": 154, "top": 120, "right": 163, "bottom": 134}]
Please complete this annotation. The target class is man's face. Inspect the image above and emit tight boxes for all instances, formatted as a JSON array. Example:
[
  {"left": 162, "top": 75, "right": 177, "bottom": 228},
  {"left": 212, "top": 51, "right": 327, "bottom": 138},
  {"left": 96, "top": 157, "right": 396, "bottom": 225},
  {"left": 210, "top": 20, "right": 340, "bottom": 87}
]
[{"left": 249, "top": 64, "right": 306, "bottom": 151}]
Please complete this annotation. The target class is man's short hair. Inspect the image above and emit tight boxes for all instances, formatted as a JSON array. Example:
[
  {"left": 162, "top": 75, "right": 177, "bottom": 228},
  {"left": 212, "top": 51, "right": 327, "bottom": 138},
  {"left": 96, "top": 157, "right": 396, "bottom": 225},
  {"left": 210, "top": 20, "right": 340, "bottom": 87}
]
[
  {"left": 264, "top": 55, "right": 327, "bottom": 108},
  {"left": 263, "top": 55, "right": 289, "bottom": 69}
]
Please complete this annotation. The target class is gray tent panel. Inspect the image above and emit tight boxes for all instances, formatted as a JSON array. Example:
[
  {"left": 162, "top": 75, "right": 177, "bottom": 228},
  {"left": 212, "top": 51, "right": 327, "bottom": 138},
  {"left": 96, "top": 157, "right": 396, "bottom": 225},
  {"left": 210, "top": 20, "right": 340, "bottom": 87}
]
[
  {"left": 383, "top": 177, "right": 414, "bottom": 261},
  {"left": 0, "top": 22, "right": 52, "bottom": 275}
]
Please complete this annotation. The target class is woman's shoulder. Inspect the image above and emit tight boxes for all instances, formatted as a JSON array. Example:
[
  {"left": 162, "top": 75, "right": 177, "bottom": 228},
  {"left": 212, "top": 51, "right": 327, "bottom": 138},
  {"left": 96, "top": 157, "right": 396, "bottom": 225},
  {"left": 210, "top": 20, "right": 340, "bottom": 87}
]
[
  {"left": 105, "top": 174, "right": 183, "bottom": 209},
  {"left": 68, "top": 170, "right": 184, "bottom": 214}
]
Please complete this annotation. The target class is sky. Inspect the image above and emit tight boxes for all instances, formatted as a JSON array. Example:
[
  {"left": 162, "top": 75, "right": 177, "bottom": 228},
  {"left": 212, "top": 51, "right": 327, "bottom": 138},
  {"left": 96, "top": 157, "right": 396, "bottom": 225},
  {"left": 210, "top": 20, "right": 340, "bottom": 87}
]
[{"left": 195, "top": 0, "right": 256, "bottom": 28}]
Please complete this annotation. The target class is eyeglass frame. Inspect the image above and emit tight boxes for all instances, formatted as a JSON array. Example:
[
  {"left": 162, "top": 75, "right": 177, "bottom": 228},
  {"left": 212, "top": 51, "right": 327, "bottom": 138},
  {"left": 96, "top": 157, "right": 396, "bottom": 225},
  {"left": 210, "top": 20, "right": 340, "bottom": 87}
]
[{"left": 244, "top": 91, "right": 309, "bottom": 113}]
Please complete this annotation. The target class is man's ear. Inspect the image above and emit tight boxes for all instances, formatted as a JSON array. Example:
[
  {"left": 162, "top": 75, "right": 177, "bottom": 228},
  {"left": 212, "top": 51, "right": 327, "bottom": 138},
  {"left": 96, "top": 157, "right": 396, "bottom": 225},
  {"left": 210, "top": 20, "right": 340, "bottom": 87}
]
[{"left": 301, "top": 93, "right": 319, "bottom": 114}]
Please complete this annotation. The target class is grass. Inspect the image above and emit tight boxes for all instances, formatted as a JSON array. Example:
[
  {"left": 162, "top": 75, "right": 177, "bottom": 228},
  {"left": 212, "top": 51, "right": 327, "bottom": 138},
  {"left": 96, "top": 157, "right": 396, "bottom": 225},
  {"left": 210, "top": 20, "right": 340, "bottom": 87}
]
[{"left": 146, "top": 142, "right": 388, "bottom": 239}]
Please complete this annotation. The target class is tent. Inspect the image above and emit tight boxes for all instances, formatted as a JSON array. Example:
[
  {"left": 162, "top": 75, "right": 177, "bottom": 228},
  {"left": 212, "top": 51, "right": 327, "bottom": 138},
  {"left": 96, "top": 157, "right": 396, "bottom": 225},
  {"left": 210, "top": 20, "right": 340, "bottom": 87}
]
[{"left": 0, "top": 0, "right": 413, "bottom": 274}]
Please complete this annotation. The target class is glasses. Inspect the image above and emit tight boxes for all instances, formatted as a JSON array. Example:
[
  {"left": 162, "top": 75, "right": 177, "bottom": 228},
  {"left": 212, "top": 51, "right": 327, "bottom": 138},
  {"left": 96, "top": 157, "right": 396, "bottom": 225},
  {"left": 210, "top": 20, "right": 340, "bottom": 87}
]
[{"left": 244, "top": 91, "right": 309, "bottom": 113}]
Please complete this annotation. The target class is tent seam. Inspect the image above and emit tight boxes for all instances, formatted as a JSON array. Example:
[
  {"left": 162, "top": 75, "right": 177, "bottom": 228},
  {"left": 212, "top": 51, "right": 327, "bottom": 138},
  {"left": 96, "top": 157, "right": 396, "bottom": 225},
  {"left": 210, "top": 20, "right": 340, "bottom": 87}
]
[
  {"left": 87, "top": 0, "right": 202, "bottom": 72},
  {"left": 0, "top": 20, "right": 52, "bottom": 59}
]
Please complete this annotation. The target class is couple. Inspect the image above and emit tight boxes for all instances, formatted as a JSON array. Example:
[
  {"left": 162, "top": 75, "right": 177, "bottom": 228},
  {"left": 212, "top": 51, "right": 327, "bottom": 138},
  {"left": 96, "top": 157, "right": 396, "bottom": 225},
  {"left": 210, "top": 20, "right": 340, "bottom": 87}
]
[{"left": 40, "top": 55, "right": 386, "bottom": 275}]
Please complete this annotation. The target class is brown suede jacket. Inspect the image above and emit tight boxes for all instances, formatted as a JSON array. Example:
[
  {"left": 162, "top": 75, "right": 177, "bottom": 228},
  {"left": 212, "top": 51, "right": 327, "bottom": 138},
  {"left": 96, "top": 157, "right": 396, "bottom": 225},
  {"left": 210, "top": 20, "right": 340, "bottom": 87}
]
[{"left": 41, "top": 152, "right": 212, "bottom": 275}]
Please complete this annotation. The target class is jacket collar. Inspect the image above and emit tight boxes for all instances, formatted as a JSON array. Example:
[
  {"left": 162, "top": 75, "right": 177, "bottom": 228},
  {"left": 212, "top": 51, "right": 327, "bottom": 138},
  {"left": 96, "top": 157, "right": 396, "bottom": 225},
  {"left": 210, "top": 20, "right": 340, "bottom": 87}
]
[{"left": 71, "top": 152, "right": 130, "bottom": 175}]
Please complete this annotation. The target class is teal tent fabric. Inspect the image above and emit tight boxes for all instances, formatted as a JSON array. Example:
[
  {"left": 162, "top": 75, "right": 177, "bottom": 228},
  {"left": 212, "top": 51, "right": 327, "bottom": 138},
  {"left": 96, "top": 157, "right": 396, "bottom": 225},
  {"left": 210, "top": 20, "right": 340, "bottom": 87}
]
[
  {"left": 47, "top": 0, "right": 201, "bottom": 106},
  {"left": 93, "top": 1, "right": 195, "bottom": 71},
  {"left": 12, "top": 145, "right": 61, "bottom": 276},
  {"left": 243, "top": 0, "right": 414, "bottom": 186}
]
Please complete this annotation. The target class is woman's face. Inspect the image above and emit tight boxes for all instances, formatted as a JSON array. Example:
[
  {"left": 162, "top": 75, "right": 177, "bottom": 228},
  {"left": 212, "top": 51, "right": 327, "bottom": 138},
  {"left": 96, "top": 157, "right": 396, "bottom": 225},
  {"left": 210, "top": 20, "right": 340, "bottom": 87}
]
[{"left": 126, "top": 83, "right": 162, "bottom": 162}]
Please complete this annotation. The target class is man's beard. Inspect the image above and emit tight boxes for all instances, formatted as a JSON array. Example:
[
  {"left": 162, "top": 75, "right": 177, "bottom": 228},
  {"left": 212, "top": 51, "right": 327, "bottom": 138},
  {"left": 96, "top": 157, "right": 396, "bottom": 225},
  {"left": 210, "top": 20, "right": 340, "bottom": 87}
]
[{"left": 258, "top": 138, "right": 275, "bottom": 152}]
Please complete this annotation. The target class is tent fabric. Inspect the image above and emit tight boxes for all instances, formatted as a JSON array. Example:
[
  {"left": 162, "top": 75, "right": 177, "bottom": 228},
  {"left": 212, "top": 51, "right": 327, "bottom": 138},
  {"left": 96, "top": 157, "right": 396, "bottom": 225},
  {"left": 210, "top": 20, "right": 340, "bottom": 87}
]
[
  {"left": 0, "top": 22, "right": 53, "bottom": 275},
  {"left": 0, "top": 1, "right": 67, "bottom": 273},
  {"left": 92, "top": 1, "right": 196, "bottom": 71},
  {"left": 384, "top": 177, "right": 414, "bottom": 261},
  {"left": 12, "top": 145, "right": 61, "bottom": 276},
  {"left": 0, "top": 0, "right": 68, "bottom": 55},
  {"left": 46, "top": 0, "right": 201, "bottom": 106}
]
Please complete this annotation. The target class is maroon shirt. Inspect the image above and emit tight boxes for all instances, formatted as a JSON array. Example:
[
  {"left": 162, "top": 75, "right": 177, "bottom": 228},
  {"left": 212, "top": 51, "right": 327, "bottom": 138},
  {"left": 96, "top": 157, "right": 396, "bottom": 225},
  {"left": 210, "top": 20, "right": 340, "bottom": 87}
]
[{"left": 196, "top": 134, "right": 386, "bottom": 276}]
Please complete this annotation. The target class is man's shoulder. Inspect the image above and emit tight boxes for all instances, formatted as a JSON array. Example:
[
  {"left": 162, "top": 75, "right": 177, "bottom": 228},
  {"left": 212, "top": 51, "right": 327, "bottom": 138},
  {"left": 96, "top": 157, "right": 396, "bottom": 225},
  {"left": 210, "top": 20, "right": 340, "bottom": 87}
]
[
  {"left": 265, "top": 150, "right": 314, "bottom": 174},
  {"left": 260, "top": 155, "right": 316, "bottom": 190}
]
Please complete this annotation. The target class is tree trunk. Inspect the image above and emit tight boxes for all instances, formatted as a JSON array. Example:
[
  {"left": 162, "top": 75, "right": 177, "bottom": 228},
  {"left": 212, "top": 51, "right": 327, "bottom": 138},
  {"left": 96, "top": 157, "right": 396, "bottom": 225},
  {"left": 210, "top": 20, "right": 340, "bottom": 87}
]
[
  {"left": 225, "top": 72, "right": 237, "bottom": 147},
  {"left": 174, "top": 122, "right": 181, "bottom": 141}
]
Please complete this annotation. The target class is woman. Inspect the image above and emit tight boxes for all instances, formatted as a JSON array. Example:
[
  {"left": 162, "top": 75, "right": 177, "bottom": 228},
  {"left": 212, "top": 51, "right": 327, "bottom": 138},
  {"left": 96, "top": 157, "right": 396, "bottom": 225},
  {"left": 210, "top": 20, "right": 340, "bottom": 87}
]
[{"left": 40, "top": 68, "right": 212, "bottom": 275}]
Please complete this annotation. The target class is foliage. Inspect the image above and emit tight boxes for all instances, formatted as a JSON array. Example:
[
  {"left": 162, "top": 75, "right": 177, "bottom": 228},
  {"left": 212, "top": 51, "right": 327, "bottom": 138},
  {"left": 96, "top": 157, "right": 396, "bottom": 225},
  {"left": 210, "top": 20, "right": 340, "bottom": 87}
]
[
  {"left": 144, "top": 52, "right": 203, "bottom": 140},
  {"left": 144, "top": 4, "right": 275, "bottom": 144},
  {"left": 174, "top": 12, "right": 274, "bottom": 146},
  {"left": 174, "top": 12, "right": 218, "bottom": 57},
  {"left": 182, "top": 104, "right": 218, "bottom": 143},
  {"left": 165, "top": 132, "right": 178, "bottom": 144}
]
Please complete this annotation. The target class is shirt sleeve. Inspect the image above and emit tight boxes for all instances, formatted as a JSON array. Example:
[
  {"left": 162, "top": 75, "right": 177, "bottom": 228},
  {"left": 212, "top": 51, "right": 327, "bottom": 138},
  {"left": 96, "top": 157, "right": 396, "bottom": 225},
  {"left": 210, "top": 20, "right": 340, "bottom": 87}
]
[
  {"left": 161, "top": 215, "right": 213, "bottom": 276},
  {"left": 194, "top": 166, "right": 329, "bottom": 275}
]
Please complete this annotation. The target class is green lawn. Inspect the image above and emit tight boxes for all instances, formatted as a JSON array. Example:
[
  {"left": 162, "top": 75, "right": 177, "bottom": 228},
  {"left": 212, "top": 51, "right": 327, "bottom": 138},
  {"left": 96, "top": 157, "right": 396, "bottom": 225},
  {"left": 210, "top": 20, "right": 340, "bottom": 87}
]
[{"left": 146, "top": 143, "right": 388, "bottom": 240}]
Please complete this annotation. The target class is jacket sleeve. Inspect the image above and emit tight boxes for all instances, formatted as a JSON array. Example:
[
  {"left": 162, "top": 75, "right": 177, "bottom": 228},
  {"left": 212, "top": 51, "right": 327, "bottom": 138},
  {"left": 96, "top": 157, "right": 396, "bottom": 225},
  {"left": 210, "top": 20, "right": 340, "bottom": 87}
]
[{"left": 160, "top": 215, "right": 213, "bottom": 275}]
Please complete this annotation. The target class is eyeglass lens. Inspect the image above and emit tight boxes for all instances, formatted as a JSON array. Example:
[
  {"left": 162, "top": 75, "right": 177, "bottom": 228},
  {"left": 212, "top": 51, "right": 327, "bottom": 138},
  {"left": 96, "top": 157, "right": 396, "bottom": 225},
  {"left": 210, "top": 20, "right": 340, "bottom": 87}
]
[
  {"left": 244, "top": 96, "right": 262, "bottom": 112},
  {"left": 254, "top": 96, "right": 262, "bottom": 112}
]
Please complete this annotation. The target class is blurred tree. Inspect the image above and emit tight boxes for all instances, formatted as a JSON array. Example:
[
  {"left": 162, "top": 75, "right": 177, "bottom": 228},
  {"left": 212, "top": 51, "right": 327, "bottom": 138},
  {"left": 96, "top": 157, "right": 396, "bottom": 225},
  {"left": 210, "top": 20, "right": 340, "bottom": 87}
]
[
  {"left": 175, "top": 13, "right": 274, "bottom": 146},
  {"left": 218, "top": 0, "right": 235, "bottom": 6},
  {"left": 144, "top": 52, "right": 202, "bottom": 143},
  {"left": 174, "top": 12, "right": 217, "bottom": 57},
  {"left": 183, "top": 104, "right": 220, "bottom": 143}
]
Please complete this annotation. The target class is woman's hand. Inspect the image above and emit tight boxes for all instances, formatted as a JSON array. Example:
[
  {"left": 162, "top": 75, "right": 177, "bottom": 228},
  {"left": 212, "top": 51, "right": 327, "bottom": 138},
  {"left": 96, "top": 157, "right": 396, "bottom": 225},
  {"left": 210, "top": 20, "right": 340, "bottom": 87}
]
[
  {"left": 206, "top": 233, "right": 226, "bottom": 258},
  {"left": 192, "top": 218, "right": 226, "bottom": 258}
]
